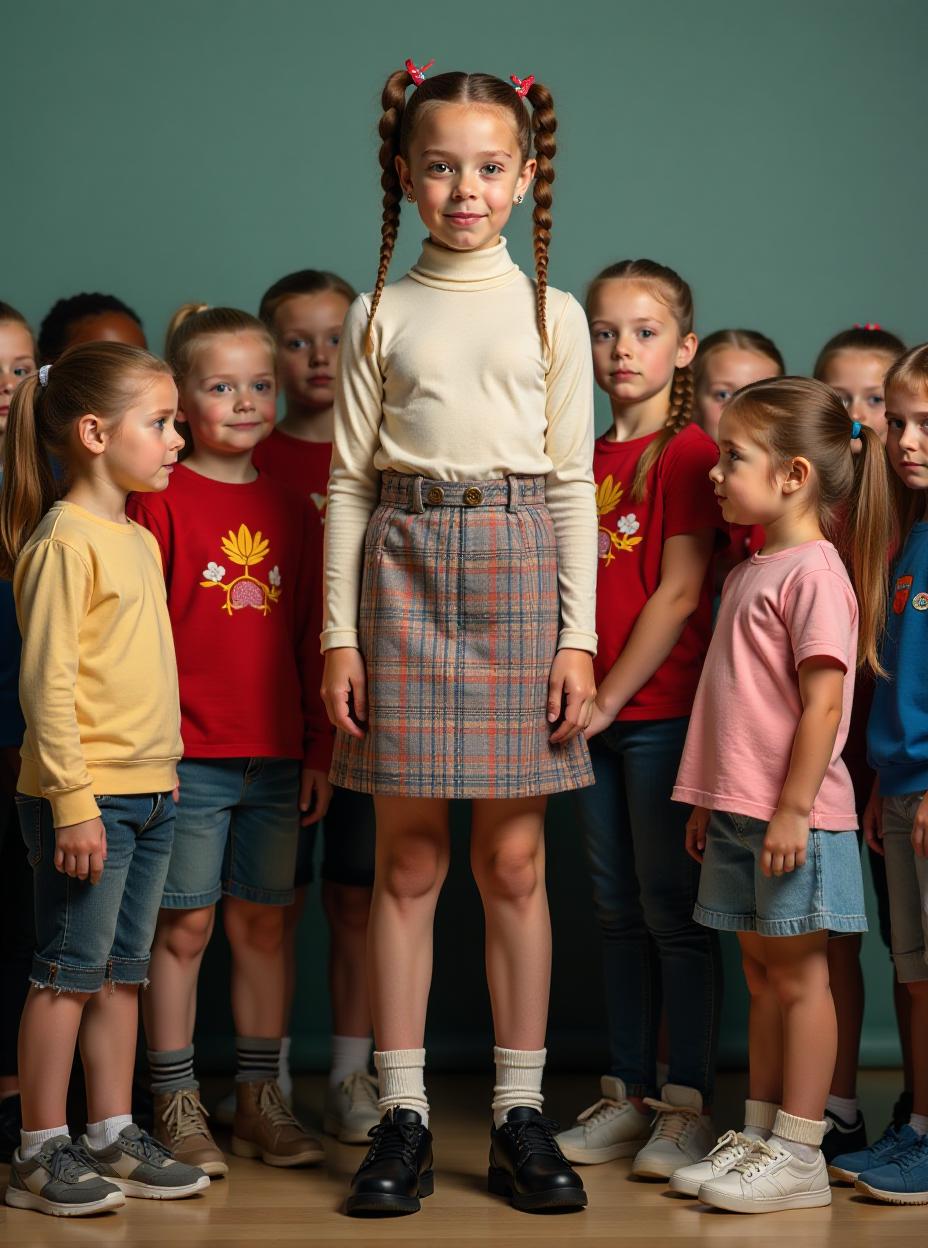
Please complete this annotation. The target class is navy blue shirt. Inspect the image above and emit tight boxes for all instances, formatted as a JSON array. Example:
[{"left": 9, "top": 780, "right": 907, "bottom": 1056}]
[{"left": 869, "top": 521, "right": 928, "bottom": 795}]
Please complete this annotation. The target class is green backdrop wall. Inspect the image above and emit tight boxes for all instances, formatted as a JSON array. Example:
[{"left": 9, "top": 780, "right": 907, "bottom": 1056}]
[{"left": 6, "top": 0, "right": 925, "bottom": 1070}]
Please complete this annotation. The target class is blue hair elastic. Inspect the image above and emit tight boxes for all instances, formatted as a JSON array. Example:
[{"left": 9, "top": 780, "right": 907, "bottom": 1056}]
[{"left": 850, "top": 420, "right": 862, "bottom": 440}]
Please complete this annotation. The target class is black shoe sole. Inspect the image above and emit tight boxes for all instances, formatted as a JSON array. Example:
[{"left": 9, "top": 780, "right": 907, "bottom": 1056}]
[
  {"left": 345, "top": 1170, "right": 434, "bottom": 1216},
  {"left": 488, "top": 1166, "right": 588, "bottom": 1212}
]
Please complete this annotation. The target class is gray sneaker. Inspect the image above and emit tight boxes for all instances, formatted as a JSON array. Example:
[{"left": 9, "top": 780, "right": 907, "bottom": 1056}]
[
  {"left": 78, "top": 1124, "right": 210, "bottom": 1199},
  {"left": 323, "top": 1071, "right": 381, "bottom": 1144},
  {"left": 5, "top": 1136, "right": 125, "bottom": 1217}
]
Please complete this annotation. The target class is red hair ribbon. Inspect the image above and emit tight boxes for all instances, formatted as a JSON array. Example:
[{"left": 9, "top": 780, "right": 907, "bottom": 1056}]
[
  {"left": 405, "top": 58, "right": 434, "bottom": 85},
  {"left": 510, "top": 74, "right": 535, "bottom": 98},
  {"left": 854, "top": 322, "right": 882, "bottom": 331}
]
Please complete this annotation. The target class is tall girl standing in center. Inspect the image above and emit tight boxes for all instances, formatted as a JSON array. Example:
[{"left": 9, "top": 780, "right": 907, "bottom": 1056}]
[
  {"left": 557, "top": 260, "right": 724, "bottom": 1180},
  {"left": 321, "top": 62, "right": 598, "bottom": 1216}
]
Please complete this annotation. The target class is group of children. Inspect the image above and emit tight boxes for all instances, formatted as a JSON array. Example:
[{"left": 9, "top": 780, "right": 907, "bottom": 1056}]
[{"left": 0, "top": 59, "right": 927, "bottom": 1223}]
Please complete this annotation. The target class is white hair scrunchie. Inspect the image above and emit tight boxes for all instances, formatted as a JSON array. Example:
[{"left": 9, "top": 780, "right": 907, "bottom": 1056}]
[{"left": 38, "top": 364, "right": 51, "bottom": 387}]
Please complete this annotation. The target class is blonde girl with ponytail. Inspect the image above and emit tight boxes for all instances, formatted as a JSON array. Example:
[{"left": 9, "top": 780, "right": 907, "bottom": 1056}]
[
  {"left": 556, "top": 260, "right": 726, "bottom": 1179},
  {"left": 320, "top": 61, "right": 597, "bottom": 1216}
]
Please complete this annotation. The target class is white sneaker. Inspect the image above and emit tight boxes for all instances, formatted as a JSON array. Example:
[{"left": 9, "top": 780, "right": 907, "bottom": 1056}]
[
  {"left": 669, "top": 1130, "right": 754, "bottom": 1196},
  {"left": 631, "top": 1084, "right": 716, "bottom": 1179},
  {"left": 323, "top": 1071, "right": 380, "bottom": 1145},
  {"left": 698, "top": 1138, "right": 831, "bottom": 1213},
  {"left": 555, "top": 1076, "right": 653, "bottom": 1164}
]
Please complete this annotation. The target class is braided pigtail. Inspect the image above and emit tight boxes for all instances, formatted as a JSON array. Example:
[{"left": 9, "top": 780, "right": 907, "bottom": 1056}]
[
  {"left": 365, "top": 68, "right": 413, "bottom": 356},
  {"left": 630, "top": 367, "right": 696, "bottom": 502},
  {"left": 526, "top": 80, "right": 556, "bottom": 350}
]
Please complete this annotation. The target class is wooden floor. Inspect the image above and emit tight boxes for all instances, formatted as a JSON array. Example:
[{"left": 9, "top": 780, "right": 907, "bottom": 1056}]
[{"left": 1, "top": 1071, "right": 923, "bottom": 1247}]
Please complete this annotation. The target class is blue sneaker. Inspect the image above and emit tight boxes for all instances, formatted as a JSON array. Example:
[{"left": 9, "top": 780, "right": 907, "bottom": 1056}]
[
  {"left": 828, "top": 1123, "right": 920, "bottom": 1184},
  {"left": 856, "top": 1133, "right": 928, "bottom": 1204}
]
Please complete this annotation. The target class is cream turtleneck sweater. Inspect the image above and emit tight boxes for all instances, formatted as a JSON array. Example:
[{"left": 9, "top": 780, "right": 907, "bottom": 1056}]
[{"left": 322, "top": 237, "right": 598, "bottom": 654}]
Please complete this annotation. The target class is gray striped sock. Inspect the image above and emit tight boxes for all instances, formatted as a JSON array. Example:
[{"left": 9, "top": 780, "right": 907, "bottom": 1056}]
[
  {"left": 235, "top": 1036, "right": 281, "bottom": 1084},
  {"left": 148, "top": 1045, "right": 197, "bottom": 1095}
]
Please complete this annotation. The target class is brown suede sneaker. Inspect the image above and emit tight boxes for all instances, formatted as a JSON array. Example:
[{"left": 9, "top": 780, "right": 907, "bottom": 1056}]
[
  {"left": 231, "top": 1079, "right": 324, "bottom": 1167},
  {"left": 152, "top": 1088, "right": 228, "bottom": 1178}
]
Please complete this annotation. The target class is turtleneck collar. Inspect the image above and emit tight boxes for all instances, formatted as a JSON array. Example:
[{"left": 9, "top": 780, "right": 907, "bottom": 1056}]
[{"left": 408, "top": 236, "right": 519, "bottom": 291}]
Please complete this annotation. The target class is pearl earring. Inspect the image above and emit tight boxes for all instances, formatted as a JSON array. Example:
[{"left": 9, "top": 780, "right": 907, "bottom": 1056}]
[{"left": 406, "top": 193, "right": 416, "bottom": 203}]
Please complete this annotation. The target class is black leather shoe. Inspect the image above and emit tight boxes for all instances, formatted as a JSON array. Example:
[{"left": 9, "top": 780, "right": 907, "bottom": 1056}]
[
  {"left": 489, "top": 1106, "right": 587, "bottom": 1212},
  {"left": 346, "top": 1108, "right": 434, "bottom": 1216}
]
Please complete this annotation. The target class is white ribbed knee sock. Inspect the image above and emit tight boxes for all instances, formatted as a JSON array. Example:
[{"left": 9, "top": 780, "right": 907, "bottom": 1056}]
[
  {"left": 491, "top": 1046, "right": 546, "bottom": 1129},
  {"left": 374, "top": 1048, "right": 429, "bottom": 1127}
]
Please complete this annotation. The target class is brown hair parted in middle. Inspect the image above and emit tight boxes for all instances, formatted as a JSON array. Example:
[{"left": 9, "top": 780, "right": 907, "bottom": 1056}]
[
  {"left": 586, "top": 258, "right": 696, "bottom": 501},
  {"left": 725, "top": 375, "right": 892, "bottom": 675},
  {"left": 884, "top": 342, "right": 928, "bottom": 545},
  {"left": 813, "top": 325, "right": 906, "bottom": 381},
  {"left": 164, "top": 304, "right": 276, "bottom": 383},
  {"left": 365, "top": 67, "right": 556, "bottom": 353},
  {"left": 258, "top": 270, "right": 358, "bottom": 329}
]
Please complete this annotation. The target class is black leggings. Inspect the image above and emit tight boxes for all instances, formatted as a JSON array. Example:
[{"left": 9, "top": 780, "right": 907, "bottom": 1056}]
[{"left": 0, "top": 777, "right": 33, "bottom": 1078}]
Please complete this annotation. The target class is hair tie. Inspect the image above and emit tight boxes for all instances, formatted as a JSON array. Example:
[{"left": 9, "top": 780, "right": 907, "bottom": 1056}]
[
  {"left": 38, "top": 364, "right": 51, "bottom": 388},
  {"left": 510, "top": 73, "right": 535, "bottom": 98},
  {"left": 405, "top": 58, "right": 434, "bottom": 86},
  {"left": 850, "top": 420, "right": 863, "bottom": 440},
  {"left": 853, "top": 322, "right": 882, "bottom": 332}
]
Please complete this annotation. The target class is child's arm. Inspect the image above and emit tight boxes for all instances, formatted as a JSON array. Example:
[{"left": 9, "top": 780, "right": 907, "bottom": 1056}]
[
  {"left": 589, "top": 528, "right": 716, "bottom": 736},
  {"left": 763, "top": 657, "right": 845, "bottom": 877},
  {"left": 15, "top": 538, "right": 107, "bottom": 883}
]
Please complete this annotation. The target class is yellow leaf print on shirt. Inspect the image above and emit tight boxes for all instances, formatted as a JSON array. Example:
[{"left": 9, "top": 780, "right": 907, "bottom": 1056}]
[
  {"left": 596, "top": 475, "right": 643, "bottom": 566},
  {"left": 200, "top": 524, "right": 282, "bottom": 616}
]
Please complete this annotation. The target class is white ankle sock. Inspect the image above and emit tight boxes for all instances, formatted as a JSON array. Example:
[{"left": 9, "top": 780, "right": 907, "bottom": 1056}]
[
  {"left": 20, "top": 1126, "right": 69, "bottom": 1161},
  {"left": 86, "top": 1114, "right": 132, "bottom": 1150},
  {"left": 374, "top": 1048, "right": 429, "bottom": 1127},
  {"left": 278, "top": 1036, "right": 292, "bottom": 1099},
  {"left": 743, "top": 1098, "right": 778, "bottom": 1141},
  {"left": 492, "top": 1046, "right": 546, "bottom": 1129},
  {"left": 826, "top": 1094, "right": 858, "bottom": 1122},
  {"left": 771, "top": 1109, "right": 826, "bottom": 1163},
  {"left": 909, "top": 1113, "right": 928, "bottom": 1137},
  {"left": 330, "top": 1035, "right": 373, "bottom": 1088}
]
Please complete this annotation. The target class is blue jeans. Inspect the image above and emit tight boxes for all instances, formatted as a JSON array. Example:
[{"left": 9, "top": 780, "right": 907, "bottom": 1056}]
[
  {"left": 574, "top": 718, "right": 722, "bottom": 1099},
  {"left": 18, "top": 792, "right": 175, "bottom": 993}
]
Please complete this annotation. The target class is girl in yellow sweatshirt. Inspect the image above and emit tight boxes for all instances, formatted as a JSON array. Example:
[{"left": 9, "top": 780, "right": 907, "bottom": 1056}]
[{"left": 0, "top": 344, "right": 209, "bottom": 1218}]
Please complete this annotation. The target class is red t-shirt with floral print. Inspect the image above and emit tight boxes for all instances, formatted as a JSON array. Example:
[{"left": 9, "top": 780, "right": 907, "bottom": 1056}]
[
  {"left": 128, "top": 463, "right": 332, "bottom": 770},
  {"left": 252, "top": 428, "right": 331, "bottom": 565},
  {"left": 594, "top": 423, "right": 726, "bottom": 720}
]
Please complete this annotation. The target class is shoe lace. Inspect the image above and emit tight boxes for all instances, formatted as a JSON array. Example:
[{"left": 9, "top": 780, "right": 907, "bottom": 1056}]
[
  {"left": 707, "top": 1129, "right": 749, "bottom": 1165},
  {"left": 361, "top": 1117, "right": 422, "bottom": 1169},
  {"left": 869, "top": 1125, "right": 904, "bottom": 1158},
  {"left": 896, "top": 1135, "right": 928, "bottom": 1171},
  {"left": 506, "top": 1115, "right": 566, "bottom": 1164},
  {"left": 162, "top": 1088, "right": 211, "bottom": 1142},
  {"left": 642, "top": 1097, "right": 699, "bottom": 1144},
  {"left": 731, "top": 1138, "right": 785, "bottom": 1178},
  {"left": 46, "top": 1141, "right": 100, "bottom": 1184},
  {"left": 343, "top": 1070, "right": 379, "bottom": 1113},
  {"left": 123, "top": 1129, "right": 174, "bottom": 1166},
  {"left": 576, "top": 1096, "right": 625, "bottom": 1128},
  {"left": 257, "top": 1080, "right": 305, "bottom": 1130}
]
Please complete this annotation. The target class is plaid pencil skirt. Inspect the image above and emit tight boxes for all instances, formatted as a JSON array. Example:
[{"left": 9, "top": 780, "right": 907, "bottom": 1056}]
[{"left": 330, "top": 472, "right": 595, "bottom": 799}]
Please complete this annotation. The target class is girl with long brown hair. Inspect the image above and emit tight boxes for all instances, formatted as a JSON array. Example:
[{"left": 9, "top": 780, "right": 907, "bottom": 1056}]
[
  {"left": 673, "top": 376, "right": 891, "bottom": 1213},
  {"left": 320, "top": 60, "right": 597, "bottom": 1215}
]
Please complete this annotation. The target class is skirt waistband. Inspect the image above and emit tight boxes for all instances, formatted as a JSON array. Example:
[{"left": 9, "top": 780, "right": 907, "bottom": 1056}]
[{"left": 379, "top": 472, "right": 546, "bottom": 513}]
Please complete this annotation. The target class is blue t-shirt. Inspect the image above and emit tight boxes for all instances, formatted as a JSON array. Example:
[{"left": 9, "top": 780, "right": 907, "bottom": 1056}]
[{"left": 868, "top": 521, "right": 928, "bottom": 795}]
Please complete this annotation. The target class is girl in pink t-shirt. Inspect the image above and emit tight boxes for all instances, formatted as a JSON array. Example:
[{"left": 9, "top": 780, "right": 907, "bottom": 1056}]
[{"left": 672, "top": 376, "right": 891, "bottom": 1213}]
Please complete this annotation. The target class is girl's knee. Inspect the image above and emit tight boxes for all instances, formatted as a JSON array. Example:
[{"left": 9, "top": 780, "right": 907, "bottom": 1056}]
[
  {"left": 159, "top": 906, "right": 215, "bottom": 960},
  {"left": 741, "top": 952, "right": 769, "bottom": 995},
  {"left": 380, "top": 841, "right": 448, "bottom": 901},
  {"left": 322, "top": 881, "right": 372, "bottom": 933},
  {"left": 225, "top": 900, "right": 286, "bottom": 955},
  {"left": 473, "top": 843, "right": 543, "bottom": 904},
  {"left": 765, "top": 956, "right": 829, "bottom": 1006}
]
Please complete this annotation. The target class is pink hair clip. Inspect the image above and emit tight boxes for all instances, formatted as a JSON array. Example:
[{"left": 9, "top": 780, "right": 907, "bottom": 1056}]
[
  {"left": 405, "top": 58, "right": 435, "bottom": 86},
  {"left": 510, "top": 73, "right": 535, "bottom": 98},
  {"left": 854, "top": 322, "right": 882, "bottom": 331}
]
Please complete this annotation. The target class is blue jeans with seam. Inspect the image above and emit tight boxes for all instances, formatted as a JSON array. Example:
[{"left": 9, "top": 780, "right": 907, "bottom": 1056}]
[{"left": 574, "top": 717, "right": 722, "bottom": 1099}]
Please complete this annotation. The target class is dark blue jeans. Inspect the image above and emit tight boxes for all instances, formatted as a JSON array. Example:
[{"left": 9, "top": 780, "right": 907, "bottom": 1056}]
[{"left": 574, "top": 717, "right": 722, "bottom": 1099}]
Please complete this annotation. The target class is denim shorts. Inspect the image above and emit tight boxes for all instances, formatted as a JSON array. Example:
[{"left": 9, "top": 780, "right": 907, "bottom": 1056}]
[
  {"left": 695, "top": 810, "right": 868, "bottom": 937},
  {"left": 294, "top": 785, "right": 376, "bottom": 889},
  {"left": 881, "top": 793, "right": 928, "bottom": 982},
  {"left": 162, "top": 757, "right": 299, "bottom": 909},
  {"left": 18, "top": 792, "right": 175, "bottom": 993}
]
